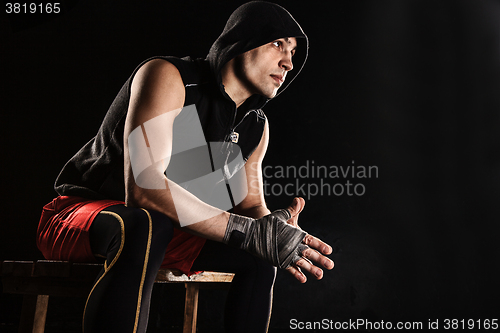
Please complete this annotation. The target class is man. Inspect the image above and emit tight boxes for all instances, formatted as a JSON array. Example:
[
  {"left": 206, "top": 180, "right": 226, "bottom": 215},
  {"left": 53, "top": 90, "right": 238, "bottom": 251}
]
[{"left": 37, "top": 2, "right": 333, "bottom": 332}]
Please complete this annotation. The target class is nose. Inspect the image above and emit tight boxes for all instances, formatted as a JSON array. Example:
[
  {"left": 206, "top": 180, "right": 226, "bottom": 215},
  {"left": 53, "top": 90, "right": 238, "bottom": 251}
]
[{"left": 280, "top": 52, "right": 293, "bottom": 72}]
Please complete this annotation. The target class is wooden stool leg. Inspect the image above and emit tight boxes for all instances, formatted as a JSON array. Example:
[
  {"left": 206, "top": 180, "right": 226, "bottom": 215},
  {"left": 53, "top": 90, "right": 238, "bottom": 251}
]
[
  {"left": 33, "top": 295, "right": 49, "bottom": 333},
  {"left": 18, "top": 294, "right": 49, "bottom": 333},
  {"left": 183, "top": 283, "right": 200, "bottom": 333}
]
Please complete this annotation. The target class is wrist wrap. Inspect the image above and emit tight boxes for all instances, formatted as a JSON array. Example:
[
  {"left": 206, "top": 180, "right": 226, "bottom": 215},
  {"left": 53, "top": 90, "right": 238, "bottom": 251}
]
[{"left": 223, "top": 209, "right": 308, "bottom": 269}]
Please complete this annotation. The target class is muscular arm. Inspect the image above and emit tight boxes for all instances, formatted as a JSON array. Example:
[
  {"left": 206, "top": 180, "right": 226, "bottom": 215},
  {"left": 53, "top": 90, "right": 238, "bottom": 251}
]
[
  {"left": 123, "top": 59, "right": 333, "bottom": 281},
  {"left": 234, "top": 122, "right": 333, "bottom": 282},
  {"left": 123, "top": 59, "right": 229, "bottom": 242}
]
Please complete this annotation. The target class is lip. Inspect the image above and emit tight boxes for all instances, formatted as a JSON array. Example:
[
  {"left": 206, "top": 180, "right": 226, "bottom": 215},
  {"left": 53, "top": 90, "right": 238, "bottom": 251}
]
[{"left": 270, "top": 74, "right": 284, "bottom": 85}]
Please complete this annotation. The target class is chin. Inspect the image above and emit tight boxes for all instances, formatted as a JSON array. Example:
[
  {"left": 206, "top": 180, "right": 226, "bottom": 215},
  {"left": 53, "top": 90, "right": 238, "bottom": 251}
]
[
  {"left": 264, "top": 89, "right": 279, "bottom": 99},
  {"left": 255, "top": 85, "right": 278, "bottom": 99}
]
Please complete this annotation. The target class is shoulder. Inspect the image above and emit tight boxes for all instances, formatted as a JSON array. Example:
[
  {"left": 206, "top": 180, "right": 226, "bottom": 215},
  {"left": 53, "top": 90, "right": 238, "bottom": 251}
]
[
  {"left": 128, "top": 58, "right": 186, "bottom": 121},
  {"left": 134, "top": 58, "right": 184, "bottom": 89},
  {"left": 132, "top": 57, "right": 211, "bottom": 94},
  {"left": 137, "top": 56, "right": 209, "bottom": 84},
  {"left": 131, "top": 58, "right": 185, "bottom": 103}
]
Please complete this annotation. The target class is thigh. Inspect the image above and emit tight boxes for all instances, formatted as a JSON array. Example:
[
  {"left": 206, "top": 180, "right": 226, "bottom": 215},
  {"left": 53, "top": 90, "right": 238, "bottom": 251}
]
[
  {"left": 89, "top": 204, "right": 174, "bottom": 262},
  {"left": 36, "top": 197, "right": 122, "bottom": 262}
]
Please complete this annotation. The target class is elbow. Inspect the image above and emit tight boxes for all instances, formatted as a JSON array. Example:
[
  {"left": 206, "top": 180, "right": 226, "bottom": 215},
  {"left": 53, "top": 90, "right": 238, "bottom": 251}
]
[
  {"left": 125, "top": 181, "right": 149, "bottom": 208},
  {"left": 125, "top": 168, "right": 166, "bottom": 208}
]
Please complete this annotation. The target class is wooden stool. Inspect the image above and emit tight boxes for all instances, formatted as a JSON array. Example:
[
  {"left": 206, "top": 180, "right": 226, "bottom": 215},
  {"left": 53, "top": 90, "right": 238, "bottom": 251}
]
[{"left": 1, "top": 260, "right": 234, "bottom": 333}]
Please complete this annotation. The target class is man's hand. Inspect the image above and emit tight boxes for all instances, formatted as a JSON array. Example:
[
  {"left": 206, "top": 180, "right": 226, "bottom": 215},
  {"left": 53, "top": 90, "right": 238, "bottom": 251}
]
[
  {"left": 223, "top": 197, "right": 334, "bottom": 282},
  {"left": 285, "top": 197, "right": 334, "bottom": 283}
]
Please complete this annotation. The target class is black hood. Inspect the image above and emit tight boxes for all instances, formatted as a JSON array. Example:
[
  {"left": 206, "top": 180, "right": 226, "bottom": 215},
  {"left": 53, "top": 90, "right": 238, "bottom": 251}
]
[{"left": 206, "top": 1, "right": 308, "bottom": 107}]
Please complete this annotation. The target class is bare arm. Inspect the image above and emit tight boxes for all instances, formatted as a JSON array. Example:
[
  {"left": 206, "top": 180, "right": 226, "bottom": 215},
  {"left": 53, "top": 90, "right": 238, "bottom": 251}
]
[
  {"left": 123, "top": 59, "right": 229, "bottom": 242},
  {"left": 234, "top": 120, "right": 271, "bottom": 219},
  {"left": 123, "top": 59, "right": 333, "bottom": 282},
  {"left": 234, "top": 122, "right": 334, "bottom": 282}
]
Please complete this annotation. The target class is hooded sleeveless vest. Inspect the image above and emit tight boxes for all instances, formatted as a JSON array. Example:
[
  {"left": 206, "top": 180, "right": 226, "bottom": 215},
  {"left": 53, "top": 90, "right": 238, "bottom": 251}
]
[{"left": 54, "top": 1, "right": 308, "bottom": 204}]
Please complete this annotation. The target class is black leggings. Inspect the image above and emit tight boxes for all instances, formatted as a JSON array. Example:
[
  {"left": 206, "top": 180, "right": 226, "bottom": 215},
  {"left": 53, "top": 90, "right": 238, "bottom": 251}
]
[
  {"left": 192, "top": 239, "right": 277, "bottom": 333},
  {"left": 86, "top": 204, "right": 276, "bottom": 333}
]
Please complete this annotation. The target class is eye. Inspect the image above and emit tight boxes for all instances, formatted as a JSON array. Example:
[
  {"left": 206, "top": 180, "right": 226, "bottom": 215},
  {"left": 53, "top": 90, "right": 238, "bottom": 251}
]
[{"left": 272, "top": 40, "right": 282, "bottom": 48}]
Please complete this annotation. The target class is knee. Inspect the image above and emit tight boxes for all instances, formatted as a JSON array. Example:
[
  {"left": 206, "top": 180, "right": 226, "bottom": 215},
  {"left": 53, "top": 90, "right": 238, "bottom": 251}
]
[
  {"left": 119, "top": 208, "right": 173, "bottom": 244},
  {"left": 147, "top": 209, "right": 174, "bottom": 245},
  {"left": 113, "top": 208, "right": 173, "bottom": 264},
  {"left": 259, "top": 261, "right": 277, "bottom": 286},
  {"left": 245, "top": 257, "right": 277, "bottom": 288}
]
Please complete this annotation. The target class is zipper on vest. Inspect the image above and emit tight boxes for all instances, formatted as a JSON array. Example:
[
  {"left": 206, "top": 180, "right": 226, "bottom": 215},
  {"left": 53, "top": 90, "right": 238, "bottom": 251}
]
[{"left": 228, "top": 109, "right": 258, "bottom": 144}]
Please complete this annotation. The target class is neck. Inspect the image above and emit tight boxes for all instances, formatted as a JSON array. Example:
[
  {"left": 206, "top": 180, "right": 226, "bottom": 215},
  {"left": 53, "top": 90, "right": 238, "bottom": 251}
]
[{"left": 220, "top": 59, "right": 252, "bottom": 108}]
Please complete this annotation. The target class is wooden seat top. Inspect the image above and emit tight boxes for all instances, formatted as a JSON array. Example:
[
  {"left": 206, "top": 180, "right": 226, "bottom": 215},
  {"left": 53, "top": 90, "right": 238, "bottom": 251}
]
[{"left": 1, "top": 260, "right": 234, "bottom": 283}]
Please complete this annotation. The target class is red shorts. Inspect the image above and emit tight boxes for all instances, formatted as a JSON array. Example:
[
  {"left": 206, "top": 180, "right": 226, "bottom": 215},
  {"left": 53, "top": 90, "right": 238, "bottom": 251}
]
[{"left": 36, "top": 196, "right": 206, "bottom": 274}]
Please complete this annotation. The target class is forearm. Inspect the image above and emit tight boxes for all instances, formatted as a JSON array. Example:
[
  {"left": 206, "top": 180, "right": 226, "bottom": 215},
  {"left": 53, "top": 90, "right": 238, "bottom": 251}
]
[
  {"left": 128, "top": 178, "right": 333, "bottom": 279},
  {"left": 234, "top": 204, "right": 271, "bottom": 219}
]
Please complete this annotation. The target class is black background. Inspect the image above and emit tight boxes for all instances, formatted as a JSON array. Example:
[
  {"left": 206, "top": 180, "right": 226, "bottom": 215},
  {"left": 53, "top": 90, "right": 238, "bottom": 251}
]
[{"left": 1, "top": 0, "right": 500, "bottom": 332}]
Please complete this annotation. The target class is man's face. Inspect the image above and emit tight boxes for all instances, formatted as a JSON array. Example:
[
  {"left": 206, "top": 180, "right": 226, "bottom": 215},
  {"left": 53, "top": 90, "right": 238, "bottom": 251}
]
[{"left": 234, "top": 37, "right": 297, "bottom": 99}]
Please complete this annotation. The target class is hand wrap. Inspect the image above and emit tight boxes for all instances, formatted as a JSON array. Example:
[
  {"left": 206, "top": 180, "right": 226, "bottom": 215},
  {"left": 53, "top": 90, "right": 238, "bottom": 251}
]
[{"left": 223, "top": 209, "right": 308, "bottom": 269}]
